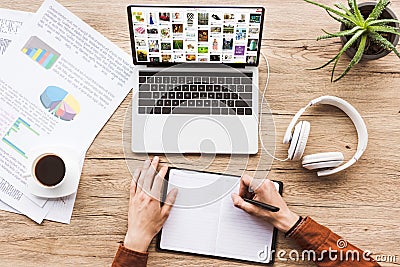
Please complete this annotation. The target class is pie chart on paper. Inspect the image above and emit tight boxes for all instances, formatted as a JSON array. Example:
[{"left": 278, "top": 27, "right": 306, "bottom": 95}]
[{"left": 40, "top": 86, "right": 80, "bottom": 121}]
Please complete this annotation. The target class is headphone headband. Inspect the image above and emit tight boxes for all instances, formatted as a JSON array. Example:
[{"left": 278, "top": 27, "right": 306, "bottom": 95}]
[{"left": 283, "top": 96, "right": 368, "bottom": 176}]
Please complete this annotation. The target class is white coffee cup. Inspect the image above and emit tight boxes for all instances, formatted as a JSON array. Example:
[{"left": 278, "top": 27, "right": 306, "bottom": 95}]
[
  {"left": 27, "top": 147, "right": 81, "bottom": 197},
  {"left": 31, "top": 153, "right": 67, "bottom": 188}
]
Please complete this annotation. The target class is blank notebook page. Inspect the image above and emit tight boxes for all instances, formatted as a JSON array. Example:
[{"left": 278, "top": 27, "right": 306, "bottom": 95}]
[{"left": 160, "top": 169, "right": 279, "bottom": 264}]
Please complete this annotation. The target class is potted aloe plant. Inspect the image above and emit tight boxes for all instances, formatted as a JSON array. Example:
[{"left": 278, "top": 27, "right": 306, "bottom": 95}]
[{"left": 305, "top": 0, "right": 400, "bottom": 82}]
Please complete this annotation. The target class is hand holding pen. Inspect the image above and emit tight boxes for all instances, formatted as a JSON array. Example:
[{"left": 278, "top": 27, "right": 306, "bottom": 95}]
[{"left": 231, "top": 175, "right": 300, "bottom": 233}]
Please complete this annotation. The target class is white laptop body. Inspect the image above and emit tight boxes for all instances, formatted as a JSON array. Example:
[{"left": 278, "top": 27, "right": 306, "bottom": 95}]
[{"left": 127, "top": 5, "right": 265, "bottom": 154}]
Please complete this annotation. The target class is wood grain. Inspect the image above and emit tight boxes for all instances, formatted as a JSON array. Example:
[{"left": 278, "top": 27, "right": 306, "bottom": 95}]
[{"left": 0, "top": 0, "right": 399, "bottom": 266}]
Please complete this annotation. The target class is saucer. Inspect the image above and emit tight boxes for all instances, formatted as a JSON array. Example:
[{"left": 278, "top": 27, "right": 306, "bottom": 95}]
[{"left": 26, "top": 147, "right": 81, "bottom": 198}]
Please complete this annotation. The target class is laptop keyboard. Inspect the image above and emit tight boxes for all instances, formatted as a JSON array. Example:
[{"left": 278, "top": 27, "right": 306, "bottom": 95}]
[{"left": 138, "top": 71, "right": 253, "bottom": 115}]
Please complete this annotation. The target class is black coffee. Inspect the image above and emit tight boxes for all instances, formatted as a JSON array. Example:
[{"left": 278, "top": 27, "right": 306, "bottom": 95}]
[{"left": 34, "top": 154, "right": 66, "bottom": 186}]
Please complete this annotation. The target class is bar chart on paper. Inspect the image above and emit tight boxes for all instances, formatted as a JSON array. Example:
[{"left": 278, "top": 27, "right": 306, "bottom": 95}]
[
  {"left": 0, "top": 38, "right": 12, "bottom": 55},
  {"left": 2, "top": 118, "right": 40, "bottom": 159},
  {"left": 40, "top": 86, "right": 80, "bottom": 121},
  {"left": 21, "top": 36, "right": 60, "bottom": 69}
]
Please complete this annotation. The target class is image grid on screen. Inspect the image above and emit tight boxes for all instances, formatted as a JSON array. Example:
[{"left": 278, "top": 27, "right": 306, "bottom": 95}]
[{"left": 131, "top": 7, "right": 263, "bottom": 65}]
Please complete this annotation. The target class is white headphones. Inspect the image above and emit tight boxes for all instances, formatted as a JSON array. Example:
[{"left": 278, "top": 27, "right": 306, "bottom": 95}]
[{"left": 283, "top": 96, "right": 368, "bottom": 176}]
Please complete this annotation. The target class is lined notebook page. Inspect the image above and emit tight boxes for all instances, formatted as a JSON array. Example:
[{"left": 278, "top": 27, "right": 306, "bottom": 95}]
[
  {"left": 160, "top": 169, "right": 226, "bottom": 255},
  {"left": 160, "top": 169, "right": 279, "bottom": 264},
  {"left": 215, "top": 182, "right": 278, "bottom": 263}
]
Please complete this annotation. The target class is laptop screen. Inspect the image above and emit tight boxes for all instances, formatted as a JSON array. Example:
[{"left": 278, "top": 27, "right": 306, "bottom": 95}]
[{"left": 127, "top": 5, "right": 265, "bottom": 66}]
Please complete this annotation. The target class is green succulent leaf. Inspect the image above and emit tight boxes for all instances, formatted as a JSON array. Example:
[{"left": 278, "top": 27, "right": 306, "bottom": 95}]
[
  {"left": 310, "top": 29, "right": 366, "bottom": 71},
  {"left": 316, "top": 34, "right": 336, "bottom": 41},
  {"left": 333, "top": 34, "right": 367, "bottom": 82},
  {"left": 347, "top": 0, "right": 355, "bottom": 11},
  {"left": 369, "top": 25, "right": 400, "bottom": 36},
  {"left": 369, "top": 31, "right": 400, "bottom": 58},
  {"left": 334, "top": 3, "right": 353, "bottom": 17},
  {"left": 304, "top": 0, "right": 358, "bottom": 25},
  {"left": 367, "top": 19, "right": 400, "bottom": 26},
  {"left": 317, "top": 26, "right": 362, "bottom": 40},
  {"left": 351, "top": 0, "right": 364, "bottom": 24},
  {"left": 330, "top": 29, "right": 366, "bottom": 81},
  {"left": 326, "top": 10, "right": 355, "bottom": 28},
  {"left": 366, "top": 0, "right": 390, "bottom": 22}
]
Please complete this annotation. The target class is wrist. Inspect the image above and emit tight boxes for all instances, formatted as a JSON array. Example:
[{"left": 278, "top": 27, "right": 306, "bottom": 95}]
[
  {"left": 274, "top": 211, "right": 300, "bottom": 233},
  {"left": 285, "top": 215, "right": 304, "bottom": 237},
  {"left": 124, "top": 233, "right": 152, "bottom": 253}
]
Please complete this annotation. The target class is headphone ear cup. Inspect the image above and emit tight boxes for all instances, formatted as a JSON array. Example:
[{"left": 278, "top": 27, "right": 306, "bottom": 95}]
[
  {"left": 288, "top": 121, "right": 310, "bottom": 161},
  {"left": 302, "top": 152, "right": 344, "bottom": 170}
]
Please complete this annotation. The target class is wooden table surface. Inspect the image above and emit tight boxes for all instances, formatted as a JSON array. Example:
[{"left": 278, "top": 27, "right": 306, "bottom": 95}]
[{"left": 0, "top": 0, "right": 399, "bottom": 266}]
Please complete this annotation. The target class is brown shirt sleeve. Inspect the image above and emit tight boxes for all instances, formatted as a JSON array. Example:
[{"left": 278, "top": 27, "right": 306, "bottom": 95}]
[
  {"left": 288, "top": 217, "right": 380, "bottom": 267},
  {"left": 111, "top": 244, "right": 148, "bottom": 267}
]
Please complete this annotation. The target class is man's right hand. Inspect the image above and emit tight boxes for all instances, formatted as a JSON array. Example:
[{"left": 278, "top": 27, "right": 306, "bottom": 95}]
[{"left": 231, "top": 175, "right": 300, "bottom": 233}]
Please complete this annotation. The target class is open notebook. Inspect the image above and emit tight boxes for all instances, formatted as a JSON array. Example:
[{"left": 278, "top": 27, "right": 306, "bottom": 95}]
[{"left": 157, "top": 168, "right": 282, "bottom": 264}]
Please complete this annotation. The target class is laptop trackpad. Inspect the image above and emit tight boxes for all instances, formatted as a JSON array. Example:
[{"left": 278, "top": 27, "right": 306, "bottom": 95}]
[
  {"left": 177, "top": 117, "right": 231, "bottom": 153},
  {"left": 145, "top": 116, "right": 232, "bottom": 153},
  {"left": 139, "top": 115, "right": 255, "bottom": 154}
]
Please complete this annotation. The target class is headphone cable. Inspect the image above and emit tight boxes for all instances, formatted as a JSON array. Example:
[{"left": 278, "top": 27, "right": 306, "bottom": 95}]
[{"left": 259, "top": 51, "right": 289, "bottom": 162}]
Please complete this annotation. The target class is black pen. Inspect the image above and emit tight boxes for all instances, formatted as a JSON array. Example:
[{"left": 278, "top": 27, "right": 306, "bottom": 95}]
[{"left": 243, "top": 198, "right": 280, "bottom": 212}]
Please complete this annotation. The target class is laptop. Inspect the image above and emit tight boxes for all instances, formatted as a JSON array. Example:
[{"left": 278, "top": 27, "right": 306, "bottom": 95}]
[{"left": 127, "top": 5, "right": 265, "bottom": 154}]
